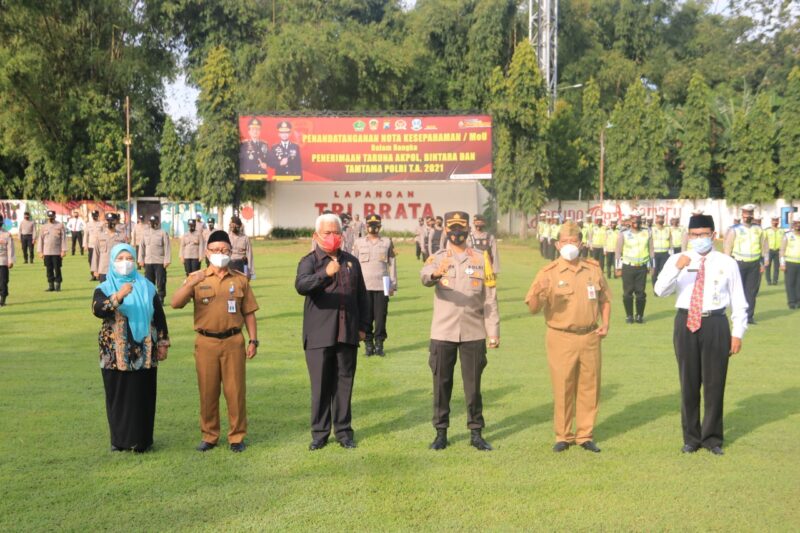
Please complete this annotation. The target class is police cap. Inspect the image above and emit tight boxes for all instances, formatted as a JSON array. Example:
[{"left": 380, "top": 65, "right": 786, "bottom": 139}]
[
  {"left": 444, "top": 211, "right": 469, "bottom": 228},
  {"left": 366, "top": 214, "right": 382, "bottom": 225},
  {"left": 47, "top": 210, "right": 55, "bottom": 217},
  {"left": 248, "top": 117, "right": 261, "bottom": 127},
  {"left": 278, "top": 120, "right": 292, "bottom": 132},
  {"left": 473, "top": 214, "right": 485, "bottom": 222},
  {"left": 149, "top": 215, "right": 159, "bottom": 223}
]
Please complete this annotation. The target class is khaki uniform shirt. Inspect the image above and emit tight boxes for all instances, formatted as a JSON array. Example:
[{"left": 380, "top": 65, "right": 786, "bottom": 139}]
[
  {"left": 83, "top": 219, "right": 103, "bottom": 248},
  {"left": 37, "top": 222, "right": 67, "bottom": 256},
  {"left": 352, "top": 236, "right": 397, "bottom": 291},
  {"left": 190, "top": 267, "right": 259, "bottom": 332},
  {"left": 421, "top": 248, "right": 500, "bottom": 342},
  {"left": 526, "top": 258, "right": 611, "bottom": 332},
  {"left": 229, "top": 232, "right": 253, "bottom": 268},
  {"left": 0, "top": 230, "right": 15, "bottom": 266},
  {"left": 180, "top": 231, "right": 204, "bottom": 260},
  {"left": 468, "top": 229, "right": 500, "bottom": 273},
  {"left": 202, "top": 227, "right": 215, "bottom": 244},
  {"left": 139, "top": 228, "right": 171, "bottom": 264},
  {"left": 19, "top": 219, "right": 36, "bottom": 237},
  {"left": 132, "top": 222, "right": 149, "bottom": 247},
  {"left": 91, "top": 228, "right": 128, "bottom": 274}
]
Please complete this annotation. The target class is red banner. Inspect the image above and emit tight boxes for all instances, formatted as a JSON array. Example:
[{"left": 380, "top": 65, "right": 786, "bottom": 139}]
[{"left": 238, "top": 115, "right": 492, "bottom": 182}]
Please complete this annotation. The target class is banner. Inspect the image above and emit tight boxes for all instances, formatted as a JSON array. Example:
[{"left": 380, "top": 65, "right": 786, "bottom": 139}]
[{"left": 238, "top": 115, "right": 492, "bottom": 182}]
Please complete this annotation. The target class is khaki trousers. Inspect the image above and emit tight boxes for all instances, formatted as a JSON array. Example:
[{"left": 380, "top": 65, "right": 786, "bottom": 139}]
[
  {"left": 546, "top": 328, "right": 601, "bottom": 444},
  {"left": 194, "top": 334, "right": 247, "bottom": 444}
]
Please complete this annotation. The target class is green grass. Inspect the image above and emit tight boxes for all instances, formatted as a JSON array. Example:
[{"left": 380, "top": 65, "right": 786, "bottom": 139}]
[{"left": 1, "top": 240, "right": 799, "bottom": 531}]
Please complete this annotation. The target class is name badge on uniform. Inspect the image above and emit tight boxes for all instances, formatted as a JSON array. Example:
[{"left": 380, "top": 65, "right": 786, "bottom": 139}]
[
  {"left": 587, "top": 285, "right": 597, "bottom": 300},
  {"left": 228, "top": 299, "right": 236, "bottom": 313}
]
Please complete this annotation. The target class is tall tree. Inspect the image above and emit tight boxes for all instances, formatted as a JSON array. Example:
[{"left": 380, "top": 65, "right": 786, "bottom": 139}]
[
  {"left": 579, "top": 78, "right": 607, "bottom": 196},
  {"left": 157, "top": 117, "right": 197, "bottom": 200},
  {"left": 777, "top": 67, "right": 800, "bottom": 201},
  {"left": 547, "top": 100, "right": 588, "bottom": 200},
  {"left": 678, "top": 72, "right": 713, "bottom": 198}
]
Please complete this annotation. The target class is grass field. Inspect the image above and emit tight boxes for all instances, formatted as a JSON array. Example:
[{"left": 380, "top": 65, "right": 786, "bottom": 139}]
[{"left": 1, "top": 239, "right": 799, "bottom": 531}]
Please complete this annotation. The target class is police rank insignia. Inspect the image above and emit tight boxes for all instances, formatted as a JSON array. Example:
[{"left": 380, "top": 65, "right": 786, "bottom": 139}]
[{"left": 441, "top": 278, "right": 450, "bottom": 286}]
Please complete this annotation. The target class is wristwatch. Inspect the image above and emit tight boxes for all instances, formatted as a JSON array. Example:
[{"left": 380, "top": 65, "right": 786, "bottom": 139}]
[{"left": 249, "top": 339, "right": 260, "bottom": 347}]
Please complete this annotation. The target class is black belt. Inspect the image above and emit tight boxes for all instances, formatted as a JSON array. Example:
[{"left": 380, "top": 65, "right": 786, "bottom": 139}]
[
  {"left": 549, "top": 324, "right": 597, "bottom": 335},
  {"left": 196, "top": 328, "right": 241, "bottom": 339},
  {"left": 677, "top": 308, "right": 726, "bottom": 318}
]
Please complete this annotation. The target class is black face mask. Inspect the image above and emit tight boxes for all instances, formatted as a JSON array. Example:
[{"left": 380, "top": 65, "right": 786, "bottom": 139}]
[
  {"left": 48, "top": 216, "right": 56, "bottom": 222},
  {"left": 475, "top": 224, "right": 485, "bottom": 232},
  {"left": 230, "top": 225, "right": 240, "bottom": 234},
  {"left": 743, "top": 216, "right": 753, "bottom": 225},
  {"left": 209, "top": 224, "right": 215, "bottom": 230},
  {"left": 151, "top": 222, "right": 159, "bottom": 229},
  {"left": 367, "top": 225, "right": 380, "bottom": 234},
  {"left": 107, "top": 222, "right": 116, "bottom": 229},
  {"left": 447, "top": 227, "right": 468, "bottom": 246},
  {"left": 188, "top": 225, "right": 196, "bottom": 232}
]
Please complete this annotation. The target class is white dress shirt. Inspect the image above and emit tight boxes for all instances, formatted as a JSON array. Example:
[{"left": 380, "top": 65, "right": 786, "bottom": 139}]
[
  {"left": 67, "top": 217, "right": 85, "bottom": 232},
  {"left": 654, "top": 249, "right": 748, "bottom": 338}
]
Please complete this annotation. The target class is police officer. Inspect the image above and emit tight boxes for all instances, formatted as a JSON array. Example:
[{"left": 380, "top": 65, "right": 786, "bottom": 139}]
[
  {"left": 139, "top": 215, "right": 171, "bottom": 301},
  {"left": 202, "top": 218, "right": 216, "bottom": 267},
  {"left": 351, "top": 214, "right": 397, "bottom": 356},
  {"left": 723, "top": 204, "right": 768, "bottom": 324},
  {"left": 604, "top": 218, "right": 619, "bottom": 279},
  {"left": 670, "top": 216, "right": 686, "bottom": 254},
  {"left": 66, "top": 211, "right": 85, "bottom": 255},
  {"left": 651, "top": 214, "right": 672, "bottom": 290},
  {"left": 91, "top": 213, "right": 128, "bottom": 282},
  {"left": 269, "top": 120, "right": 302, "bottom": 177},
  {"left": 427, "top": 216, "right": 445, "bottom": 257},
  {"left": 171, "top": 230, "right": 260, "bottom": 453},
  {"left": 229, "top": 216, "right": 253, "bottom": 278},
  {"left": 353, "top": 214, "right": 366, "bottom": 238},
  {"left": 0, "top": 215, "right": 15, "bottom": 306},
  {"left": 579, "top": 216, "right": 592, "bottom": 258},
  {"left": 589, "top": 215, "right": 606, "bottom": 263},
  {"left": 414, "top": 217, "right": 425, "bottom": 261},
  {"left": 37, "top": 210, "right": 67, "bottom": 291},
  {"left": 84, "top": 210, "right": 103, "bottom": 280},
  {"left": 537, "top": 213, "right": 548, "bottom": 258},
  {"left": 526, "top": 221, "right": 610, "bottom": 453},
  {"left": 339, "top": 213, "right": 357, "bottom": 254},
  {"left": 239, "top": 117, "right": 270, "bottom": 175},
  {"left": 615, "top": 213, "right": 653, "bottom": 323},
  {"left": 131, "top": 214, "right": 148, "bottom": 249},
  {"left": 19, "top": 211, "right": 36, "bottom": 264},
  {"left": 764, "top": 214, "right": 783, "bottom": 286},
  {"left": 654, "top": 214, "right": 748, "bottom": 456},
  {"left": 180, "top": 219, "right": 204, "bottom": 276},
  {"left": 421, "top": 211, "right": 500, "bottom": 452},
  {"left": 468, "top": 214, "right": 500, "bottom": 275},
  {"left": 548, "top": 215, "right": 561, "bottom": 260},
  {"left": 421, "top": 216, "right": 434, "bottom": 261},
  {"left": 780, "top": 213, "right": 800, "bottom": 309}
]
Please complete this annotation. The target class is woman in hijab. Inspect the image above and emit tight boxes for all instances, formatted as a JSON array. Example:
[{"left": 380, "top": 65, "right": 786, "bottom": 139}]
[{"left": 92, "top": 243, "right": 170, "bottom": 452}]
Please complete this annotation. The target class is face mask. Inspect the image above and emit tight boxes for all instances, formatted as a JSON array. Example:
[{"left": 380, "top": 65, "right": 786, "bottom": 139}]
[
  {"left": 113, "top": 260, "right": 135, "bottom": 277},
  {"left": 447, "top": 228, "right": 468, "bottom": 246},
  {"left": 209, "top": 224, "right": 215, "bottom": 230},
  {"left": 318, "top": 233, "right": 342, "bottom": 252},
  {"left": 689, "top": 237, "right": 713, "bottom": 254},
  {"left": 151, "top": 222, "right": 159, "bottom": 229},
  {"left": 209, "top": 253, "right": 231, "bottom": 268},
  {"left": 743, "top": 216, "right": 753, "bottom": 224},
  {"left": 559, "top": 243, "right": 580, "bottom": 261},
  {"left": 107, "top": 222, "right": 116, "bottom": 229},
  {"left": 631, "top": 222, "right": 640, "bottom": 230},
  {"left": 475, "top": 224, "right": 485, "bottom": 231},
  {"left": 367, "top": 225, "right": 380, "bottom": 234},
  {"left": 230, "top": 226, "right": 239, "bottom": 234},
  {"left": 49, "top": 217, "right": 56, "bottom": 222}
]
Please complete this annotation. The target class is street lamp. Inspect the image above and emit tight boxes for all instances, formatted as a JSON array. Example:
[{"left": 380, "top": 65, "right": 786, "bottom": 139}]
[{"left": 599, "top": 121, "right": 613, "bottom": 203}]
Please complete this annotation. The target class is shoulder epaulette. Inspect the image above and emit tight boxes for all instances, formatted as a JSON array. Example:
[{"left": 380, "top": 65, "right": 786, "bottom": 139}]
[{"left": 542, "top": 261, "right": 558, "bottom": 272}]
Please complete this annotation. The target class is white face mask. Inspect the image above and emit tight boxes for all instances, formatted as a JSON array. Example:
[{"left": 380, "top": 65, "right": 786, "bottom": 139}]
[
  {"left": 559, "top": 243, "right": 580, "bottom": 261},
  {"left": 209, "top": 253, "right": 231, "bottom": 268},
  {"left": 113, "top": 259, "right": 135, "bottom": 276}
]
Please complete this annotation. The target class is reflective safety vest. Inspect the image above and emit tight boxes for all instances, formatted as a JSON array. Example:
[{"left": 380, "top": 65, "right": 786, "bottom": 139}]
[
  {"left": 581, "top": 226, "right": 590, "bottom": 244},
  {"left": 732, "top": 225, "right": 764, "bottom": 262},
  {"left": 604, "top": 229, "right": 619, "bottom": 252},
  {"left": 785, "top": 232, "right": 800, "bottom": 263},
  {"left": 652, "top": 226, "right": 671, "bottom": 253},
  {"left": 549, "top": 224, "right": 560, "bottom": 240},
  {"left": 765, "top": 227, "right": 782, "bottom": 251},
  {"left": 538, "top": 222, "right": 549, "bottom": 239},
  {"left": 670, "top": 226, "right": 685, "bottom": 249},
  {"left": 622, "top": 230, "right": 651, "bottom": 265},
  {"left": 591, "top": 226, "right": 606, "bottom": 248}
]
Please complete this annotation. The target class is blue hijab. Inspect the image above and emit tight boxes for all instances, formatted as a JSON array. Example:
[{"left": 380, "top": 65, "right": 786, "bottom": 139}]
[{"left": 97, "top": 243, "right": 156, "bottom": 343}]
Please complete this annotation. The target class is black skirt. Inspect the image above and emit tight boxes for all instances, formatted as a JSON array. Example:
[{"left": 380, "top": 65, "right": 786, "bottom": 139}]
[{"left": 102, "top": 368, "right": 158, "bottom": 451}]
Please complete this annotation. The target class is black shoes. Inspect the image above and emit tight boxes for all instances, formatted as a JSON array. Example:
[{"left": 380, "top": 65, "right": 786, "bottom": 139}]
[
  {"left": 339, "top": 438, "right": 357, "bottom": 449},
  {"left": 364, "top": 340, "right": 374, "bottom": 356},
  {"left": 46, "top": 283, "right": 55, "bottom": 292},
  {"left": 430, "top": 429, "right": 448, "bottom": 450},
  {"left": 470, "top": 429, "right": 493, "bottom": 451},
  {"left": 309, "top": 438, "right": 328, "bottom": 451},
  {"left": 625, "top": 316, "right": 634, "bottom": 324},
  {"left": 55, "top": 282, "right": 61, "bottom": 292},
  {"left": 579, "top": 441, "right": 601, "bottom": 453},
  {"left": 747, "top": 318, "right": 756, "bottom": 325},
  {"left": 634, "top": 315, "right": 644, "bottom": 324},
  {"left": 552, "top": 441, "right": 570, "bottom": 452},
  {"left": 230, "top": 442, "right": 246, "bottom": 453},
  {"left": 681, "top": 444, "right": 700, "bottom": 454},
  {"left": 708, "top": 445, "right": 724, "bottom": 456},
  {"left": 110, "top": 445, "right": 124, "bottom": 452},
  {"left": 196, "top": 441, "right": 216, "bottom": 452},
  {"left": 374, "top": 341, "right": 385, "bottom": 357},
  {"left": 0, "top": 296, "right": 6, "bottom": 307}
]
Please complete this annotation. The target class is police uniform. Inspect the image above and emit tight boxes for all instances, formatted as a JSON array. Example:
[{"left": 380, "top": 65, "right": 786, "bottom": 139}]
[
  {"left": 139, "top": 217, "right": 171, "bottom": 300},
  {"left": 340, "top": 214, "right": 358, "bottom": 255},
  {"left": 603, "top": 222, "right": 619, "bottom": 278},
  {"left": 468, "top": 214, "right": 500, "bottom": 274},
  {"left": 84, "top": 213, "right": 103, "bottom": 278},
  {"left": 240, "top": 117, "right": 269, "bottom": 175},
  {"left": 229, "top": 222, "right": 253, "bottom": 278},
  {"left": 723, "top": 205, "right": 768, "bottom": 323},
  {"left": 351, "top": 214, "right": 397, "bottom": 356},
  {"left": 421, "top": 211, "right": 500, "bottom": 451},
  {"left": 651, "top": 219, "right": 672, "bottom": 289},
  {"left": 580, "top": 218, "right": 592, "bottom": 258},
  {"left": 269, "top": 121, "right": 302, "bottom": 176},
  {"left": 91, "top": 214, "right": 129, "bottom": 281},
  {"left": 202, "top": 219, "right": 216, "bottom": 267},
  {"left": 19, "top": 215, "right": 36, "bottom": 264},
  {"left": 615, "top": 215, "right": 653, "bottom": 323},
  {"left": 537, "top": 214, "right": 548, "bottom": 258},
  {"left": 548, "top": 218, "right": 561, "bottom": 260},
  {"left": 180, "top": 224, "right": 204, "bottom": 275},
  {"left": 414, "top": 219, "right": 425, "bottom": 260},
  {"left": 780, "top": 214, "right": 800, "bottom": 309},
  {"left": 131, "top": 219, "right": 148, "bottom": 248},
  {"left": 421, "top": 219, "right": 434, "bottom": 261},
  {"left": 764, "top": 216, "right": 783, "bottom": 285},
  {"left": 0, "top": 219, "right": 15, "bottom": 306},
  {"left": 670, "top": 218, "right": 686, "bottom": 254},
  {"left": 525, "top": 231, "right": 610, "bottom": 450},
  {"left": 37, "top": 212, "right": 67, "bottom": 291},
  {"left": 427, "top": 220, "right": 445, "bottom": 257},
  {"left": 589, "top": 218, "right": 606, "bottom": 263}
]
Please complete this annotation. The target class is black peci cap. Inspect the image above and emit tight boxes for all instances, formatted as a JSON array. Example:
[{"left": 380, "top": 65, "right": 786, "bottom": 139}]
[
  {"left": 206, "top": 230, "right": 231, "bottom": 247},
  {"left": 688, "top": 214, "right": 715, "bottom": 231}
]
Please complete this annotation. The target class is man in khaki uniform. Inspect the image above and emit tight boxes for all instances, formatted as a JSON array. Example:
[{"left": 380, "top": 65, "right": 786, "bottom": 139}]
[
  {"left": 228, "top": 216, "right": 253, "bottom": 278},
  {"left": 202, "top": 217, "right": 216, "bottom": 267},
  {"left": 421, "top": 211, "right": 500, "bottom": 452},
  {"left": 19, "top": 211, "right": 36, "bottom": 264},
  {"left": 468, "top": 214, "right": 500, "bottom": 275},
  {"left": 180, "top": 219, "right": 204, "bottom": 275},
  {"left": 37, "top": 210, "right": 67, "bottom": 291},
  {"left": 91, "top": 213, "right": 128, "bottom": 282},
  {"left": 171, "top": 230, "right": 259, "bottom": 453},
  {"left": 0, "top": 215, "right": 15, "bottom": 306},
  {"left": 351, "top": 214, "right": 397, "bottom": 356},
  {"left": 83, "top": 210, "right": 103, "bottom": 280},
  {"left": 131, "top": 214, "right": 148, "bottom": 248},
  {"left": 139, "top": 215, "right": 171, "bottom": 301},
  {"left": 526, "top": 221, "right": 611, "bottom": 453}
]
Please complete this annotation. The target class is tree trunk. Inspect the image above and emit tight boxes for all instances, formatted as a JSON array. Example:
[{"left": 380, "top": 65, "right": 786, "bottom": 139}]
[{"left": 519, "top": 211, "right": 528, "bottom": 239}]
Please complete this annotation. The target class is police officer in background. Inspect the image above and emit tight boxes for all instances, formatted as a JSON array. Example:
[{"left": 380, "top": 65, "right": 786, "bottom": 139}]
[
  {"left": 670, "top": 216, "right": 686, "bottom": 254},
  {"left": 414, "top": 217, "right": 425, "bottom": 261},
  {"left": 604, "top": 218, "right": 619, "bottom": 279},
  {"left": 202, "top": 218, "right": 216, "bottom": 267},
  {"left": 421, "top": 211, "right": 500, "bottom": 452},
  {"left": 19, "top": 211, "right": 36, "bottom": 264},
  {"left": 537, "top": 213, "right": 548, "bottom": 258},
  {"left": 0, "top": 215, "right": 15, "bottom": 306},
  {"left": 239, "top": 117, "right": 269, "bottom": 175},
  {"left": 37, "top": 210, "right": 67, "bottom": 292},
  {"left": 421, "top": 216, "right": 434, "bottom": 261},
  {"left": 588, "top": 215, "right": 606, "bottom": 263},
  {"left": 84, "top": 210, "right": 103, "bottom": 280},
  {"left": 615, "top": 213, "right": 654, "bottom": 323},
  {"left": 469, "top": 214, "right": 500, "bottom": 275},
  {"left": 180, "top": 219, "right": 204, "bottom": 276},
  {"left": 67, "top": 210, "right": 85, "bottom": 255},
  {"left": 139, "top": 215, "right": 171, "bottom": 301},
  {"left": 339, "top": 213, "right": 357, "bottom": 254},
  {"left": 270, "top": 120, "right": 302, "bottom": 177},
  {"left": 780, "top": 213, "right": 800, "bottom": 309},
  {"left": 427, "top": 216, "right": 445, "bottom": 257},
  {"left": 131, "top": 214, "right": 148, "bottom": 249},
  {"left": 651, "top": 214, "right": 672, "bottom": 290},
  {"left": 353, "top": 214, "right": 366, "bottom": 238},
  {"left": 351, "top": 214, "right": 397, "bottom": 357},
  {"left": 92, "top": 213, "right": 128, "bottom": 282},
  {"left": 229, "top": 216, "right": 254, "bottom": 278},
  {"left": 764, "top": 214, "right": 783, "bottom": 286},
  {"left": 723, "top": 204, "right": 768, "bottom": 324},
  {"left": 548, "top": 215, "right": 561, "bottom": 260}
]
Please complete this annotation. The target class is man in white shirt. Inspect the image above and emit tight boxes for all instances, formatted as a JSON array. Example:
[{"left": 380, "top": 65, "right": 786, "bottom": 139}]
[
  {"left": 654, "top": 214, "right": 748, "bottom": 456},
  {"left": 67, "top": 211, "right": 86, "bottom": 256}
]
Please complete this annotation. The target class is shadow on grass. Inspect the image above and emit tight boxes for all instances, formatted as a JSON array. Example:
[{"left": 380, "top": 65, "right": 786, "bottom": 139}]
[
  {"left": 388, "top": 339, "right": 431, "bottom": 353},
  {"left": 354, "top": 387, "right": 430, "bottom": 441},
  {"left": 600, "top": 391, "right": 677, "bottom": 441},
  {"left": 753, "top": 308, "right": 794, "bottom": 323},
  {"left": 725, "top": 386, "right": 800, "bottom": 445}
]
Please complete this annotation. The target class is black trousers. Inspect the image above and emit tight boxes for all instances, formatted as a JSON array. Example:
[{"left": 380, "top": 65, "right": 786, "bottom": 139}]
[
  {"left": 766, "top": 250, "right": 780, "bottom": 284},
  {"left": 230, "top": 259, "right": 247, "bottom": 275},
  {"left": 672, "top": 247, "right": 681, "bottom": 255},
  {"left": 736, "top": 260, "right": 761, "bottom": 321},
  {"left": 621, "top": 264, "right": 647, "bottom": 317},
  {"left": 591, "top": 247, "right": 604, "bottom": 263},
  {"left": 144, "top": 264, "right": 167, "bottom": 299},
  {"left": 44, "top": 255, "right": 63, "bottom": 283},
  {"left": 415, "top": 242, "right": 421, "bottom": 260},
  {"left": 429, "top": 339, "right": 487, "bottom": 430},
  {"left": 305, "top": 343, "right": 357, "bottom": 441},
  {"left": 88, "top": 247, "right": 94, "bottom": 269},
  {"left": 673, "top": 311, "right": 730, "bottom": 448},
  {"left": 20, "top": 234, "right": 34, "bottom": 262},
  {"left": 364, "top": 290, "right": 389, "bottom": 342},
  {"left": 653, "top": 252, "right": 670, "bottom": 288},
  {"left": 549, "top": 239, "right": 558, "bottom": 260},
  {"left": 604, "top": 252, "right": 616, "bottom": 278},
  {"left": 71, "top": 231, "right": 84, "bottom": 255},
  {"left": 786, "top": 262, "right": 800, "bottom": 308},
  {"left": 183, "top": 258, "right": 201, "bottom": 276},
  {"left": 0, "top": 265, "right": 8, "bottom": 297}
]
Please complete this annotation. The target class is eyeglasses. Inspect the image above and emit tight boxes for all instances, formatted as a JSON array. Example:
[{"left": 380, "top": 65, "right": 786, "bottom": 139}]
[
  {"left": 207, "top": 247, "right": 231, "bottom": 254},
  {"left": 688, "top": 231, "right": 713, "bottom": 238}
]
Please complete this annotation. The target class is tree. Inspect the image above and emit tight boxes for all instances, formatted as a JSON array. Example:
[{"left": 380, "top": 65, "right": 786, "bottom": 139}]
[
  {"left": 547, "top": 100, "right": 587, "bottom": 200},
  {"left": 777, "top": 67, "right": 800, "bottom": 201},
  {"left": 157, "top": 117, "right": 197, "bottom": 200},
  {"left": 724, "top": 91, "right": 777, "bottom": 204},
  {"left": 678, "top": 72, "right": 713, "bottom": 198},
  {"left": 489, "top": 42, "right": 550, "bottom": 236},
  {"left": 579, "top": 78, "right": 606, "bottom": 196}
]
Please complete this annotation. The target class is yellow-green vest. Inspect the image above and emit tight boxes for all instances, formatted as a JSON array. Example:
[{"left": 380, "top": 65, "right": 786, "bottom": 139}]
[
  {"left": 622, "top": 230, "right": 651, "bottom": 265},
  {"left": 732, "top": 225, "right": 763, "bottom": 262},
  {"left": 652, "top": 226, "right": 671, "bottom": 253},
  {"left": 785, "top": 232, "right": 800, "bottom": 263},
  {"left": 591, "top": 226, "right": 606, "bottom": 248},
  {"left": 670, "top": 226, "right": 685, "bottom": 249},
  {"left": 538, "top": 222, "right": 549, "bottom": 239},
  {"left": 549, "top": 223, "right": 560, "bottom": 240},
  {"left": 765, "top": 227, "right": 782, "bottom": 251},
  {"left": 604, "top": 229, "right": 619, "bottom": 252}
]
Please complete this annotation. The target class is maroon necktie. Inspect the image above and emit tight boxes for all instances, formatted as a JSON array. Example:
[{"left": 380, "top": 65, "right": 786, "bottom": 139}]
[{"left": 687, "top": 257, "right": 706, "bottom": 332}]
